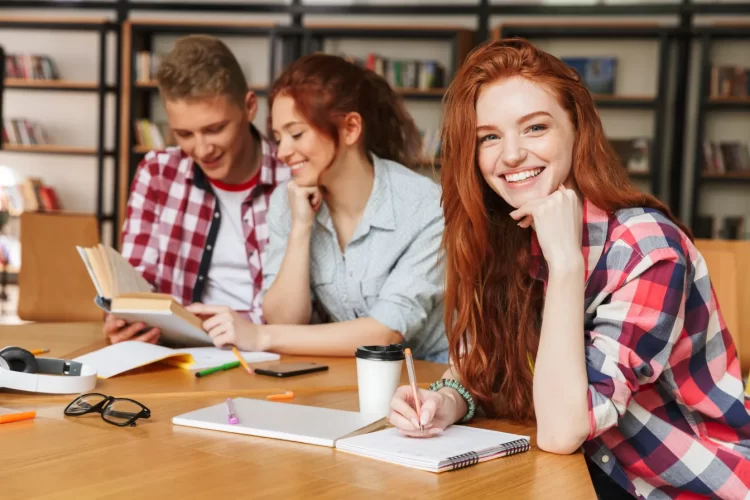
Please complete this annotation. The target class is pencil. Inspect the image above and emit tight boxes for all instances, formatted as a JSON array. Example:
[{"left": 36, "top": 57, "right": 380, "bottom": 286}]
[
  {"left": 231, "top": 347, "right": 253, "bottom": 374},
  {"left": 30, "top": 348, "right": 49, "bottom": 356},
  {"left": 0, "top": 411, "right": 36, "bottom": 424},
  {"left": 404, "top": 348, "right": 424, "bottom": 435}
]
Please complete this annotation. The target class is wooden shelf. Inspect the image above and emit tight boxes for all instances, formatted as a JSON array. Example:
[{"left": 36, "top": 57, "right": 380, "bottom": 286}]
[
  {"left": 701, "top": 172, "right": 750, "bottom": 182},
  {"left": 3, "top": 78, "right": 114, "bottom": 92},
  {"left": 1, "top": 144, "right": 98, "bottom": 155},
  {"left": 592, "top": 95, "right": 656, "bottom": 109},
  {"left": 135, "top": 81, "right": 268, "bottom": 93},
  {"left": 707, "top": 96, "right": 750, "bottom": 110},
  {"left": 396, "top": 88, "right": 446, "bottom": 98},
  {"left": 628, "top": 171, "right": 651, "bottom": 179}
]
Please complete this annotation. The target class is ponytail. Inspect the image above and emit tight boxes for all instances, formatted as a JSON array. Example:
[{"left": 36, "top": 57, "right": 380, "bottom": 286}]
[
  {"left": 360, "top": 70, "right": 423, "bottom": 169},
  {"left": 269, "top": 54, "right": 423, "bottom": 169}
]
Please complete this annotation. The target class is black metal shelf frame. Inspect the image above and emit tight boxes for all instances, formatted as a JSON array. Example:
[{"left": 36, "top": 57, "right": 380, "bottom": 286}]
[
  {"left": 689, "top": 27, "right": 750, "bottom": 233},
  {"left": 0, "top": 19, "right": 119, "bottom": 245}
]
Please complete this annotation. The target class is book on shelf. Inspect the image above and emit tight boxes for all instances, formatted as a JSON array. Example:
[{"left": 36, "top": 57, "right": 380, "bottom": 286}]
[
  {"left": 76, "top": 243, "right": 214, "bottom": 347},
  {"left": 710, "top": 65, "right": 750, "bottom": 98},
  {"left": 693, "top": 215, "right": 747, "bottom": 241},
  {"left": 133, "top": 119, "right": 175, "bottom": 150},
  {"left": 702, "top": 140, "right": 750, "bottom": 174},
  {"left": 0, "top": 177, "right": 61, "bottom": 214},
  {"left": 561, "top": 57, "right": 617, "bottom": 95},
  {"left": 135, "top": 51, "right": 162, "bottom": 83},
  {"left": 609, "top": 138, "right": 650, "bottom": 175},
  {"left": 4, "top": 54, "right": 59, "bottom": 80},
  {"left": 340, "top": 52, "right": 446, "bottom": 90},
  {"left": 2, "top": 119, "right": 49, "bottom": 146}
]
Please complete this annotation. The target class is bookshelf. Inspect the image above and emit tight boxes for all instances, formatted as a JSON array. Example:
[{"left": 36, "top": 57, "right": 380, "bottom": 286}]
[
  {"left": 689, "top": 25, "right": 750, "bottom": 240},
  {"left": 0, "top": 16, "right": 119, "bottom": 249}
]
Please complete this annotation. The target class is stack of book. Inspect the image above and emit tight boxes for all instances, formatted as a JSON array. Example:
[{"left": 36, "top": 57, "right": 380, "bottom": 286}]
[
  {"left": 133, "top": 119, "right": 175, "bottom": 150},
  {"left": 561, "top": 57, "right": 617, "bottom": 95},
  {"left": 135, "top": 52, "right": 162, "bottom": 83},
  {"left": 710, "top": 66, "right": 750, "bottom": 98},
  {"left": 609, "top": 138, "right": 651, "bottom": 175},
  {"left": 2, "top": 119, "right": 49, "bottom": 146},
  {"left": 4, "top": 54, "right": 59, "bottom": 80},
  {"left": 0, "top": 177, "right": 61, "bottom": 214}
]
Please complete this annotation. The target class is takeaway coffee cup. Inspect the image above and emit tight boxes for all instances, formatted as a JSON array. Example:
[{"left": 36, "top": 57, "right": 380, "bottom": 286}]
[{"left": 355, "top": 344, "right": 405, "bottom": 418}]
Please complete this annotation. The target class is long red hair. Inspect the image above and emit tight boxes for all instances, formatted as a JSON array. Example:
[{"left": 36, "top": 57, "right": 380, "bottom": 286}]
[{"left": 441, "top": 38, "right": 690, "bottom": 422}]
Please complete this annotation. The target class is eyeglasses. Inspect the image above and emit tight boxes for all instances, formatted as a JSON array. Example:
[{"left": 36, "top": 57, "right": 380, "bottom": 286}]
[{"left": 64, "top": 393, "right": 151, "bottom": 427}]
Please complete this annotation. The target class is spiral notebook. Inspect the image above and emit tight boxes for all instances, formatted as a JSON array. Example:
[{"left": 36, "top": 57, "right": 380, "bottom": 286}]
[{"left": 334, "top": 425, "right": 530, "bottom": 473}]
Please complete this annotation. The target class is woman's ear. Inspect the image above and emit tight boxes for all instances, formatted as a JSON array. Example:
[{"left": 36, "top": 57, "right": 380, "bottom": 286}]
[{"left": 340, "top": 112, "right": 363, "bottom": 147}]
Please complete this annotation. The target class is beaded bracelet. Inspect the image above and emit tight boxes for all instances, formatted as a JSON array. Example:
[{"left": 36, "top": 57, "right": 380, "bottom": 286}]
[{"left": 428, "top": 378, "right": 476, "bottom": 423}]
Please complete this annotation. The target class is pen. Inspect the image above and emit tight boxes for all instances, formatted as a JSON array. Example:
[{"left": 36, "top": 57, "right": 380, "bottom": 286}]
[
  {"left": 404, "top": 348, "right": 424, "bottom": 435},
  {"left": 231, "top": 347, "right": 254, "bottom": 375},
  {"left": 0, "top": 411, "right": 36, "bottom": 424},
  {"left": 225, "top": 398, "right": 239, "bottom": 425},
  {"left": 195, "top": 361, "right": 241, "bottom": 378},
  {"left": 30, "top": 348, "right": 49, "bottom": 356}
]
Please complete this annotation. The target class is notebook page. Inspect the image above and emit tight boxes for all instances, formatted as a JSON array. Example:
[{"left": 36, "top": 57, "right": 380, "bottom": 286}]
[
  {"left": 180, "top": 348, "right": 280, "bottom": 370},
  {"left": 76, "top": 246, "right": 104, "bottom": 297},
  {"left": 336, "top": 425, "right": 529, "bottom": 471},
  {"left": 73, "top": 341, "right": 193, "bottom": 379}
]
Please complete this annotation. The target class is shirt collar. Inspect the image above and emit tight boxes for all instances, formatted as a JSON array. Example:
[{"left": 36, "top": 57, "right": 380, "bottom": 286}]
[
  {"left": 529, "top": 198, "right": 609, "bottom": 285},
  {"left": 316, "top": 153, "right": 397, "bottom": 233},
  {"left": 189, "top": 124, "right": 279, "bottom": 191}
]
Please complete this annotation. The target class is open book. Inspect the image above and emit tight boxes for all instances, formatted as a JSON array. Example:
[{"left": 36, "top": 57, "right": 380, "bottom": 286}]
[
  {"left": 73, "top": 341, "right": 281, "bottom": 378},
  {"left": 76, "top": 244, "right": 213, "bottom": 347},
  {"left": 335, "top": 425, "right": 531, "bottom": 473}
]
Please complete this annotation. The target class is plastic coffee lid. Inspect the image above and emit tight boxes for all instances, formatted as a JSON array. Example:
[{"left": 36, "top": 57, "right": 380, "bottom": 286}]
[{"left": 355, "top": 344, "right": 405, "bottom": 361}]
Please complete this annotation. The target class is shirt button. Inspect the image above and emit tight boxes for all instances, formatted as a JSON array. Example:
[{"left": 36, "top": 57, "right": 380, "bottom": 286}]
[
  {"left": 207, "top": 245, "right": 213, "bottom": 251},
  {"left": 214, "top": 212, "right": 220, "bottom": 219},
  {"left": 198, "top": 275, "right": 204, "bottom": 281},
  {"left": 601, "top": 455, "right": 609, "bottom": 464}
]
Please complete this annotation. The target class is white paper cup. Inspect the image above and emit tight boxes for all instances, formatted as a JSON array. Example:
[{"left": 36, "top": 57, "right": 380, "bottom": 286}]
[{"left": 355, "top": 345, "right": 405, "bottom": 418}]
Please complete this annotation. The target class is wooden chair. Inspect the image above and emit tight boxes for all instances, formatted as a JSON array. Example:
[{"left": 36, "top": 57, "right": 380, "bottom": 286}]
[
  {"left": 695, "top": 239, "right": 750, "bottom": 376},
  {"left": 17, "top": 211, "right": 105, "bottom": 322}
]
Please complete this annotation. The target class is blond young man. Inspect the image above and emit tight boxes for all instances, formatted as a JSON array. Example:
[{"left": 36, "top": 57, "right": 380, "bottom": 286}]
[{"left": 105, "top": 35, "right": 289, "bottom": 344}]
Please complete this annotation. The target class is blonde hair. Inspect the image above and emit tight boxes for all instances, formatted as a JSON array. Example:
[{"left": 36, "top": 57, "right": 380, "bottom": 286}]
[{"left": 156, "top": 34, "right": 248, "bottom": 106}]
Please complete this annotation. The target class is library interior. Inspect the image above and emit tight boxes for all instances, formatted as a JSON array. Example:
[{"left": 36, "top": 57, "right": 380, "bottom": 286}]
[{"left": 1, "top": 1, "right": 750, "bottom": 498}]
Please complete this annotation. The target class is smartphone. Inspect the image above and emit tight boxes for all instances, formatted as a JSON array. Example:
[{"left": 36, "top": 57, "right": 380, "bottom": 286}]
[{"left": 254, "top": 362, "right": 329, "bottom": 378}]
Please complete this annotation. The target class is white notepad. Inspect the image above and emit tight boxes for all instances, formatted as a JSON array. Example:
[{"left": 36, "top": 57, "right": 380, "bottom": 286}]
[
  {"left": 335, "top": 425, "right": 530, "bottom": 473},
  {"left": 172, "top": 398, "right": 386, "bottom": 447},
  {"left": 73, "top": 342, "right": 280, "bottom": 378}
]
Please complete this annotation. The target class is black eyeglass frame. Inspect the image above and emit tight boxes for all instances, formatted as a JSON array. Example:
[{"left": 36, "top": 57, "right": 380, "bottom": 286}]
[{"left": 64, "top": 392, "right": 151, "bottom": 427}]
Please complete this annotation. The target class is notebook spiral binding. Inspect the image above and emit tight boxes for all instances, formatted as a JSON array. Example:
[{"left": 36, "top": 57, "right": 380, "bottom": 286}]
[
  {"left": 447, "top": 439, "right": 530, "bottom": 471},
  {"left": 448, "top": 451, "right": 480, "bottom": 470}
]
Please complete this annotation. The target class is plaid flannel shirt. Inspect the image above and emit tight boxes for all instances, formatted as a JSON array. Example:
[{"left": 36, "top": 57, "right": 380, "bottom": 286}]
[
  {"left": 121, "top": 126, "right": 290, "bottom": 323},
  {"left": 530, "top": 200, "right": 750, "bottom": 500}
]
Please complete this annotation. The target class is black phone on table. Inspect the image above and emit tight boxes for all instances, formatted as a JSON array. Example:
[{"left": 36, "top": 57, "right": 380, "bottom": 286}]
[{"left": 254, "top": 362, "right": 329, "bottom": 378}]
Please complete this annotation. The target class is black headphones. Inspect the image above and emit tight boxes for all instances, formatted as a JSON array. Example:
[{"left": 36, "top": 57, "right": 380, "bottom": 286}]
[{"left": 0, "top": 346, "right": 39, "bottom": 373}]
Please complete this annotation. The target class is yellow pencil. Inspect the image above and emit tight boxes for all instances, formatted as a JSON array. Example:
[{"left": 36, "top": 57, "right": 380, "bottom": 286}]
[
  {"left": 30, "top": 348, "right": 49, "bottom": 356},
  {"left": 231, "top": 347, "right": 253, "bottom": 375}
]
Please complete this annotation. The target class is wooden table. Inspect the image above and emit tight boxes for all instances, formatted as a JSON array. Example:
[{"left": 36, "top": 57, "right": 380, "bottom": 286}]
[{"left": 0, "top": 323, "right": 597, "bottom": 499}]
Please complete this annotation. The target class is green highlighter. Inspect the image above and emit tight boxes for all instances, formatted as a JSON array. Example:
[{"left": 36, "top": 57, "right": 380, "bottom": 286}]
[{"left": 195, "top": 361, "right": 241, "bottom": 378}]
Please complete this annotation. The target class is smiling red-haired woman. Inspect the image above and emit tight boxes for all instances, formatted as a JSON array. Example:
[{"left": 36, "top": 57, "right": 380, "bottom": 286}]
[{"left": 389, "top": 38, "right": 750, "bottom": 499}]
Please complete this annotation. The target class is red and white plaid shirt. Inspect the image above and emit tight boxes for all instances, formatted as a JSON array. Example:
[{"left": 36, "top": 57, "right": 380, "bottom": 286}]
[
  {"left": 530, "top": 200, "right": 750, "bottom": 499},
  {"left": 120, "top": 126, "right": 290, "bottom": 323}
]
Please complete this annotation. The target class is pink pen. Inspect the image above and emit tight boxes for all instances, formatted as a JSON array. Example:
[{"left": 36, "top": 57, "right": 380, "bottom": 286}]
[{"left": 225, "top": 398, "right": 239, "bottom": 425}]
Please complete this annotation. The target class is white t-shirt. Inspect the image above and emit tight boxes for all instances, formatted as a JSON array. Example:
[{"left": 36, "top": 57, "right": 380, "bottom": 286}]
[{"left": 200, "top": 176, "right": 258, "bottom": 311}]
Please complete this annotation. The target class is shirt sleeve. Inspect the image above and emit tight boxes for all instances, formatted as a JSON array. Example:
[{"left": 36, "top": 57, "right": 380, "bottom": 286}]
[
  {"left": 119, "top": 154, "right": 163, "bottom": 291},
  {"left": 259, "top": 183, "right": 290, "bottom": 301},
  {"left": 368, "top": 209, "right": 445, "bottom": 341},
  {"left": 586, "top": 245, "right": 689, "bottom": 439}
]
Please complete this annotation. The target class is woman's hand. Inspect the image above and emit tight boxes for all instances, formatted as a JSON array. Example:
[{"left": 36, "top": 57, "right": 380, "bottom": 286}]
[
  {"left": 103, "top": 313, "right": 160, "bottom": 344},
  {"left": 287, "top": 179, "right": 322, "bottom": 231},
  {"left": 509, "top": 184, "right": 583, "bottom": 272},
  {"left": 186, "top": 303, "right": 266, "bottom": 352},
  {"left": 388, "top": 385, "right": 461, "bottom": 438}
]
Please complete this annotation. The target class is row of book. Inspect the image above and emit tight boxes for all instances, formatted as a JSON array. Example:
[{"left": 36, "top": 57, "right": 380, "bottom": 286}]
[
  {"left": 4, "top": 54, "right": 59, "bottom": 81},
  {"left": 420, "top": 129, "right": 441, "bottom": 163},
  {"left": 2, "top": 119, "right": 49, "bottom": 146},
  {"left": 710, "top": 66, "right": 750, "bottom": 98},
  {"left": 135, "top": 51, "right": 163, "bottom": 83},
  {"left": 133, "top": 119, "right": 175, "bottom": 150},
  {"left": 561, "top": 57, "right": 617, "bottom": 95},
  {"left": 702, "top": 141, "right": 750, "bottom": 174},
  {"left": 0, "top": 177, "right": 61, "bottom": 215},
  {"left": 693, "top": 215, "right": 746, "bottom": 241},
  {"left": 343, "top": 53, "right": 446, "bottom": 90}
]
